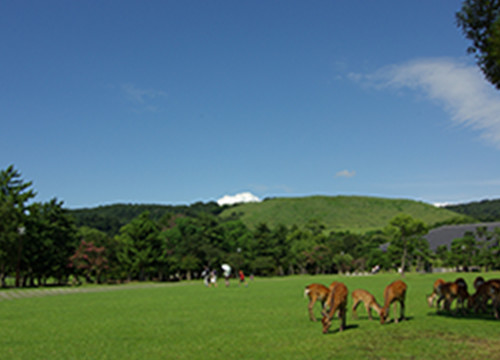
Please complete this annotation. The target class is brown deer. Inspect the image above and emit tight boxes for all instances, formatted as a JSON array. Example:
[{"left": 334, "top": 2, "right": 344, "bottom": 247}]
[
  {"left": 436, "top": 279, "right": 470, "bottom": 314},
  {"left": 304, "top": 283, "right": 330, "bottom": 321},
  {"left": 469, "top": 279, "right": 500, "bottom": 318},
  {"left": 455, "top": 277, "right": 468, "bottom": 293},
  {"left": 427, "top": 278, "right": 446, "bottom": 308},
  {"left": 380, "top": 280, "right": 407, "bottom": 324},
  {"left": 351, "top": 289, "right": 382, "bottom": 320},
  {"left": 490, "top": 280, "right": 500, "bottom": 319},
  {"left": 321, "top": 281, "right": 348, "bottom": 334},
  {"left": 473, "top": 276, "right": 485, "bottom": 291}
]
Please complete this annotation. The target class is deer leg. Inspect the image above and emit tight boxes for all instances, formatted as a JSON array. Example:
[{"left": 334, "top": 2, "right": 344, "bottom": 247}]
[
  {"left": 493, "top": 297, "right": 499, "bottom": 319},
  {"left": 365, "top": 303, "right": 373, "bottom": 320},
  {"left": 351, "top": 299, "right": 360, "bottom": 319},
  {"left": 308, "top": 299, "right": 317, "bottom": 321},
  {"left": 393, "top": 302, "right": 398, "bottom": 323},
  {"left": 444, "top": 296, "right": 451, "bottom": 312},
  {"left": 339, "top": 306, "right": 346, "bottom": 331},
  {"left": 427, "top": 293, "right": 436, "bottom": 307},
  {"left": 437, "top": 295, "right": 444, "bottom": 311},
  {"left": 400, "top": 300, "right": 405, "bottom": 321}
]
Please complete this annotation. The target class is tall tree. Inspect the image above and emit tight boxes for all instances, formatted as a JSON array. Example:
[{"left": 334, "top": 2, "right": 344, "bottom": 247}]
[
  {"left": 450, "top": 231, "right": 479, "bottom": 271},
  {"left": 115, "top": 212, "right": 161, "bottom": 281},
  {"left": 456, "top": 0, "right": 500, "bottom": 89},
  {"left": 386, "top": 214, "right": 428, "bottom": 277},
  {"left": 0, "top": 165, "right": 36, "bottom": 287}
]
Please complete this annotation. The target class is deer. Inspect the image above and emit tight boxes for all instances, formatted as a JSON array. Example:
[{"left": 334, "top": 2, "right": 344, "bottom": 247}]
[
  {"left": 473, "top": 276, "right": 485, "bottom": 291},
  {"left": 436, "top": 278, "right": 470, "bottom": 315},
  {"left": 304, "top": 283, "right": 330, "bottom": 321},
  {"left": 351, "top": 289, "right": 382, "bottom": 320},
  {"left": 469, "top": 279, "right": 500, "bottom": 318},
  {"left": 490, "top": 280, "right": 500, "bottom": 319},
  {"left": 427, "top": 278, "right": 446, "bottom": 308},
  {"left": 321, "top": 281, "right": 348, "bottom": 334},
  {"left": 455, "top": 277, "right": 468, "bottom": 293},
  {"left": 380, "top": 280, "right": 407, "bottom": 324}
]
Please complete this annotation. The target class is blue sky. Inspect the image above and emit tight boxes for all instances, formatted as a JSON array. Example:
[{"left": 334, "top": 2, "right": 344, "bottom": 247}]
[{"left": 2, "top": 1, "right": 500, "bottom": 208}]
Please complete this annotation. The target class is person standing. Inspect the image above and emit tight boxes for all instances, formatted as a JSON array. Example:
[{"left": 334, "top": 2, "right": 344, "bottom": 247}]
[
  {"left": 202, "top": 266, "right": 210, "bottom": 287},
  {"left": 221, "top": 264, "right": 231, "bottom": 287},
  {"left": 210, "top": 269, "right": 218, "bottom": 287},
  {"left": 238, "top": 270, "right": 247, "bottom": 287}
]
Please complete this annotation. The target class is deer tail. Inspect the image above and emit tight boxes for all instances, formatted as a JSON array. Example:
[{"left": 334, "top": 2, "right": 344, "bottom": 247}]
[{"left": 304, "top": 287, "right": 310, "bottom": 299}]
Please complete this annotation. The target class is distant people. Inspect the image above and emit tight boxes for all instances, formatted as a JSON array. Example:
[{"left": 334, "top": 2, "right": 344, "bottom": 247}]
[
  {"left": 210, "top": 270, "right": 218, "bottom": 287},
  {"left": 221, "top": 264, "right": 231, "bottom": 287},
  {"left": 239, "top": 270, "right": 247, "bottom": 287},
  {"left": 371, "top": 265, "right": 380, "bottom": 274},
  {"left": 202, "top": 266, "right": 210, "bottom": 287}
]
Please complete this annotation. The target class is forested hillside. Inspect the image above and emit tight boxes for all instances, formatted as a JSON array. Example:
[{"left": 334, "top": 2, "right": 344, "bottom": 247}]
[
  {"left": 69, "top": 202, "right": 224, "bottom": 235},
  {"left": 445, "top": 199, "right": 500, "bottom": 222}
]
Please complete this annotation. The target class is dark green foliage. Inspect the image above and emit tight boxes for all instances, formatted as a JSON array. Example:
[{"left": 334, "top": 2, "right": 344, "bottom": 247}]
[
  {"left": 0, "top": 165, "right": 36, "bottom": 287},
  {"left": 445, "top": 198, "right": 500, "bottom": 221},
  {"left": 69, "top": 201, "right": 224, "bottom": 236},
  {"left": 456, "top": 0, "right": 500, "bottom": 89},
  {"left": 23, "top": 199, "right": 78, "bottom": 286}
]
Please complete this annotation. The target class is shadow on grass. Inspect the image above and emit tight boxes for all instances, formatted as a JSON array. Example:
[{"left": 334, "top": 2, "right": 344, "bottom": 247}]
[
  {"left": 324, "top": 324, "right": 359, "bottom": 334},
  {"left": 427, "top": 309, "right": 499, "bottom": 322},
  {"left": 380, "top": 316, "right": 414, "bottom": 325}
]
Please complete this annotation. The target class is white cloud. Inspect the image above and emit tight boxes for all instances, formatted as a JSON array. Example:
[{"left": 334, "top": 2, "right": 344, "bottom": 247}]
[
  {"left": 335, "top": 169, "right": 356, "bottom": 178},
  {"left": 217, "top": 192, "right": 262, "bottom": 206},
  {"left": 351, "top": 58, "right": 500, "bottom": 148},
  {"left": 432, "top": 202, "right": 450, "bottom": 208},
  {"left": 121, "top": 83, "right": 168, "bottom": 111}
]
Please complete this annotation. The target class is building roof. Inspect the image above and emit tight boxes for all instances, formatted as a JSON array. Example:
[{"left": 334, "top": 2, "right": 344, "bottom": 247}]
[{"left": 424, "top": 222, "right": 500, "bottom": 251}]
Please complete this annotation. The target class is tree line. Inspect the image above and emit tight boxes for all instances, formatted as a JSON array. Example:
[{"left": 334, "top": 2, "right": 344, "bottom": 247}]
[{"left": 2, "top": 165, "right": 500, "bottom": 288}]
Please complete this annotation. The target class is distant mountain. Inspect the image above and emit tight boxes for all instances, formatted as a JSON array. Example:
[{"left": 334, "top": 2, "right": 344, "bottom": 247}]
[
  {"left": 445, "top": 199, "right": 500, "bottom": 222},
  {"left": 219, "top": 195, "right": 469, "bottom": 233}
]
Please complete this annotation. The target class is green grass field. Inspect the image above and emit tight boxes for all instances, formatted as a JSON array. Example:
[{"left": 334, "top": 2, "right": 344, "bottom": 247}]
[{"left": 1, "top": 272, "right": 499, "bottom": 359}]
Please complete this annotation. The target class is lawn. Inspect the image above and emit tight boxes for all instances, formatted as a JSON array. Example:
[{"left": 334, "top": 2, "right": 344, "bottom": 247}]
[{"left": 1, "top": 272, "right": 499, "bottom": 359}]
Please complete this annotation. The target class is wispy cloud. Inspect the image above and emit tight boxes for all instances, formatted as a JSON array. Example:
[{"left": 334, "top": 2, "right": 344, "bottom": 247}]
[
  {"left": 349, "top": 58, "right": 500, "bottom": 148},
  {"left": 120, "top": 83, "right": 168, "bottom": 112},
  {"left": 335, "top": 169, "right": 356, "bottom": 178}
]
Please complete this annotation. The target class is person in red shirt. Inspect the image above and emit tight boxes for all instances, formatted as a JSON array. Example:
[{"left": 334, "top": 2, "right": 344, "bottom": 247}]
[{"left": 239, "top": 270, "right": 247, "bottom": 287}]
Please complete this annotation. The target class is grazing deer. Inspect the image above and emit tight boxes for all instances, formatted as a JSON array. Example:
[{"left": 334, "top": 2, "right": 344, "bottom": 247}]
[
  {"left": 490, "top": 280, "right": 500, "bottom": 319},
  {"left": 380, "top": 280, "right": 407, "bottom": 324},
  {"left": 469, "top": 279, "right": 500, "bottom": 318},
  {"left": 436, "top": 279, "right": 470, "bottom": 315},
  {"left": 473, "top": 276, "right": 485, "bottom": 291},
  {"left": 304, "top": 283, "right": 330, "bottom": 321},
  {"left": 455, "top": 277, "right": 468, "bottom": 293},
  {"left": 351, "top": 289, "right": 382, "bottom": 320},
  {"left": 321, "top": 281, "right": 348, "bottom": 334},
  {"left": 427, "top": 278, "right": 446, "bottom": 308}
]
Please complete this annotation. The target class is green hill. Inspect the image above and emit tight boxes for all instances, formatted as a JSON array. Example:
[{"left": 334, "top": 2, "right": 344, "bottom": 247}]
[{"left": 219, "top": 195, "right": 468, "bottom": 233}]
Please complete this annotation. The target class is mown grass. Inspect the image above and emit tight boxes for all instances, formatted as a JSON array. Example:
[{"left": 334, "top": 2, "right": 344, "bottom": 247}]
[
  {"left": 1, "top": 272, "right": 499, "bottom": 359},
  {"left": 219, "top": 196, "right": 462, "bottom": 232}
]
